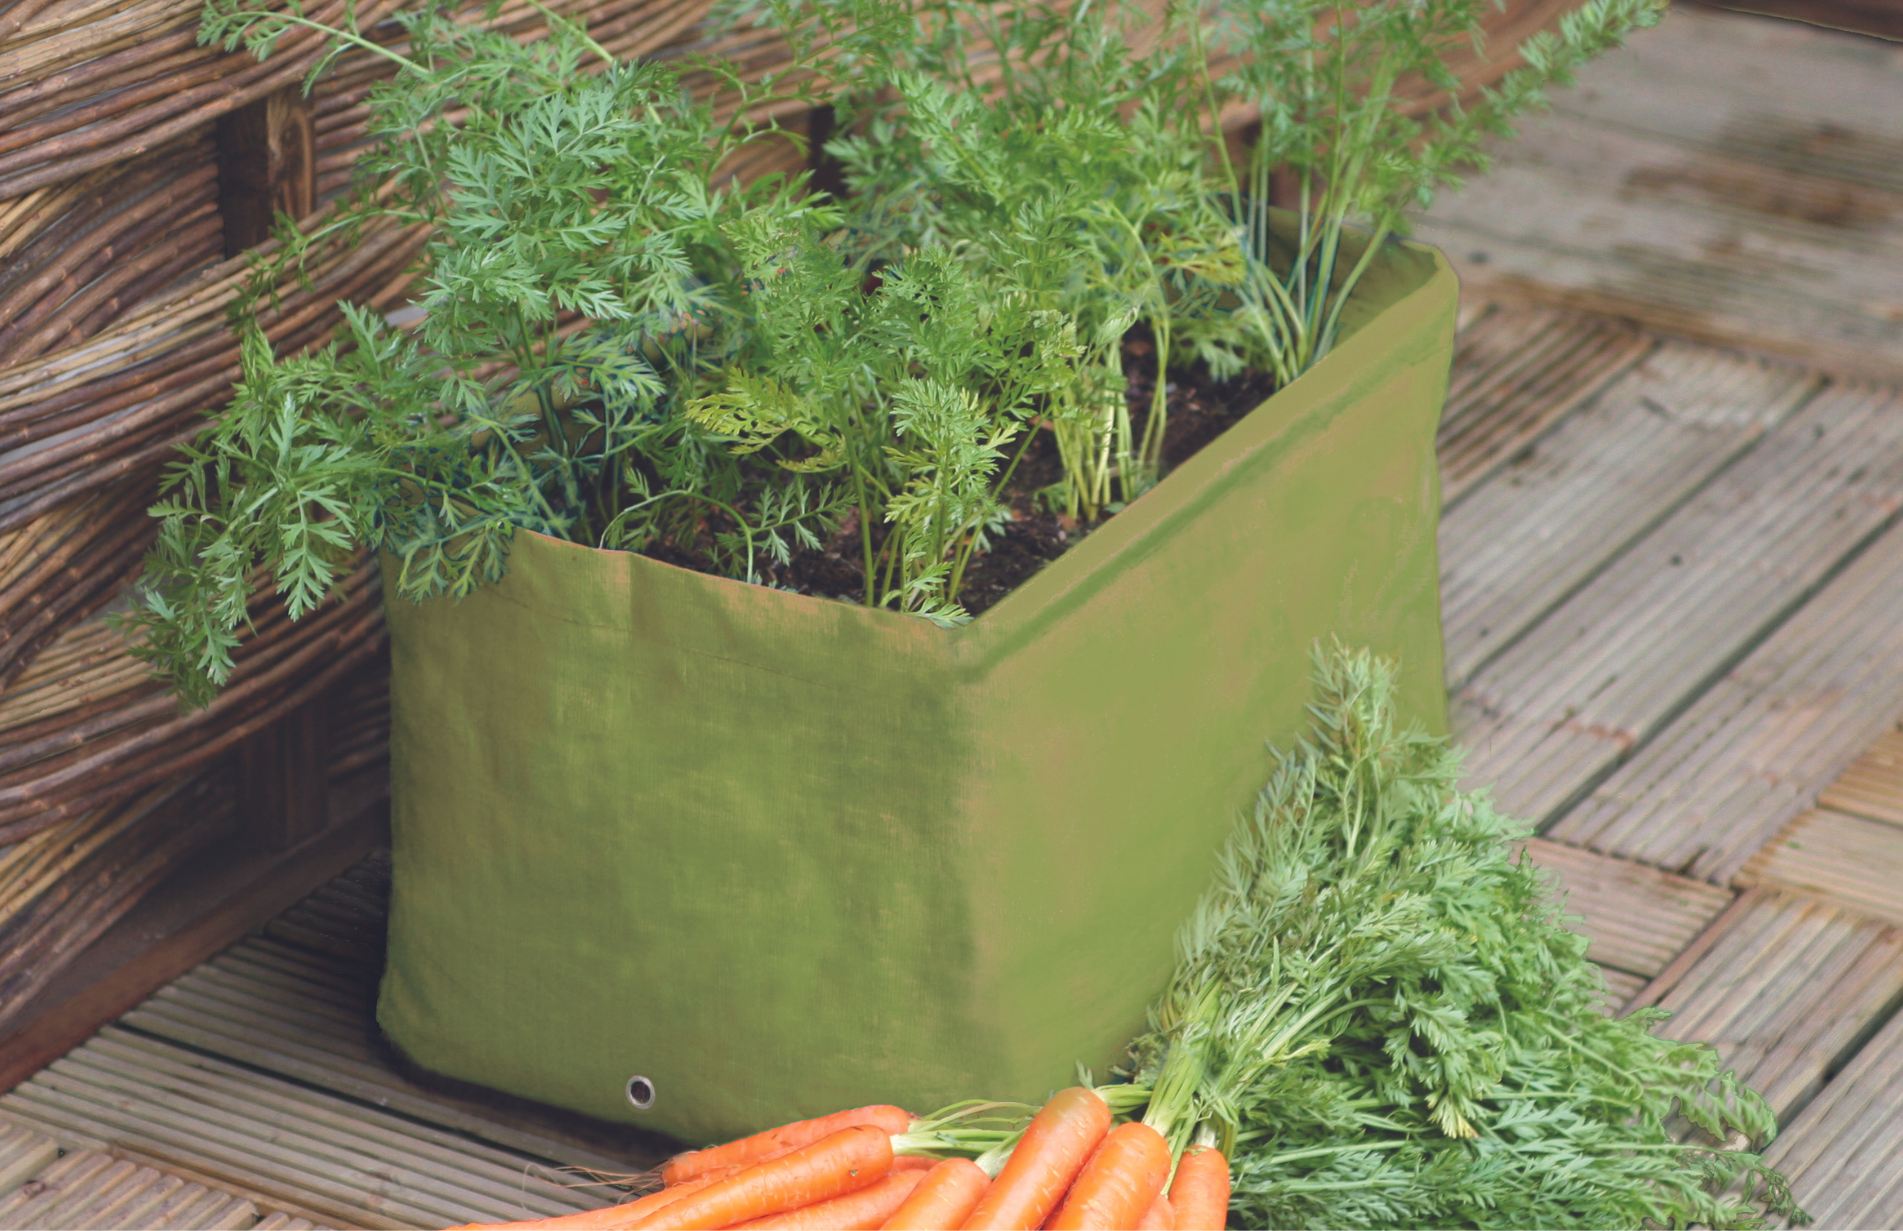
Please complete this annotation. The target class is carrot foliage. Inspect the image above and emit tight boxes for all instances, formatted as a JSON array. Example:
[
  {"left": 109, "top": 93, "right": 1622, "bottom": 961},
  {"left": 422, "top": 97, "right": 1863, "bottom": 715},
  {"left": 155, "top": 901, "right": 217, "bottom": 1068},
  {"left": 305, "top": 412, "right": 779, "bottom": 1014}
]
[
  {"left": 1119, "top": 645, "right": 1805, "bottom": 1229},
  {"left": 137, "top": 0, "right": 1662, "bottom": 705}
]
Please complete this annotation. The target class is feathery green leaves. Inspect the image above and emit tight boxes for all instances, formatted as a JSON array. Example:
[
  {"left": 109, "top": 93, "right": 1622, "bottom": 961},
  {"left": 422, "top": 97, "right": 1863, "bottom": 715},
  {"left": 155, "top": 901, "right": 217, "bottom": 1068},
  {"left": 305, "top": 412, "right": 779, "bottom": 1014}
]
[
  {"left": 1123, "top": 645, "right": 1803, "bottom": 1230},
  {"left": 144, "top": 0, "right": 1669, "bottom": 703}
]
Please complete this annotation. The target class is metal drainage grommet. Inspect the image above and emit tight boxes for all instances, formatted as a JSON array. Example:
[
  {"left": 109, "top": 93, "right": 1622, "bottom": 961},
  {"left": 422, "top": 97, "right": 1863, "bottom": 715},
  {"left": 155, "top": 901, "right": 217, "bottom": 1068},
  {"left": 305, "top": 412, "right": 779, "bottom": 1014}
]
[{"left": 626, "top": 1075, "right": 656, "bottom": 1110}]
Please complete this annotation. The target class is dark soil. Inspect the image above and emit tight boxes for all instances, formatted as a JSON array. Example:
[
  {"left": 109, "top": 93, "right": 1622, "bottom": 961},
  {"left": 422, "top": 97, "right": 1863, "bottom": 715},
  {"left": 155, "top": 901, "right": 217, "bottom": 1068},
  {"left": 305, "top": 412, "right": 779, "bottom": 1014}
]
[{"left": 664, "top": 334, "right": 1279, "bottom": 616}]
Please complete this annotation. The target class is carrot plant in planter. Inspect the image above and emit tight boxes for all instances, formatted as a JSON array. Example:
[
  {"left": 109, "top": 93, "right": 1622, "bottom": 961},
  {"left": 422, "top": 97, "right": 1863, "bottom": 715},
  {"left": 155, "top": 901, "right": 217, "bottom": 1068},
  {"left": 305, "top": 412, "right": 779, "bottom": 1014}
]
[{"left": 136, "top": 0, "right": 1664, "bottom": 1146}]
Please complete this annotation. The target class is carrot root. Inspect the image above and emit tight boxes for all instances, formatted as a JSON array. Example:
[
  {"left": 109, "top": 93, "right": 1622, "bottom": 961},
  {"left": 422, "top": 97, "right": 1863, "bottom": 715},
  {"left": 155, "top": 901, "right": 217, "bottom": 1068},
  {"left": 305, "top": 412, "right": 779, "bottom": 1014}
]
[
  {"left": 881, "top": 1157, "right": 991, "bottom": 1230},
  {"left": 636, "top": 1125, "right": 894, "bottom": 1230},
  {"left": 1045, "top": 1121, "right": 1171, "bottom": 1230},
  {"left": 447, "top": 1172, "right": 734, "bottom": 1230},
  {"left": 1135, "top": 1193, "right": 1174, "bottom": 1231},
  {"left": 663, "top": 1106, "right": 914, "bottom": 1187},
  {"left": 734, "top": 1168, "right": 927, "bottom": 1229},
  {"left": 1165, "top": 1146, "right": 1230, "bottom": 1231},
  {"left": 958, "top": 1088, "right": 1112, "bottom": 1231}
]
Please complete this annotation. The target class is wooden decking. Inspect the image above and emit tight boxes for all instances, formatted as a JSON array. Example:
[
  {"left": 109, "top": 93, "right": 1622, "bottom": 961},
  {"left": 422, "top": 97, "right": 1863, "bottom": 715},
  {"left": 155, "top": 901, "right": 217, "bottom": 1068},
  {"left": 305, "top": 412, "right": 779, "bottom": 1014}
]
[
  {"left": 0, "top": 857, "right": 660, "bottom": 1228},
  {"left": 1429, "top": 12, "right": 1903, "bottom": 1215},
  {"left": 1413, "top": 2, "right": 1903, "bottom": 382},
  {"left": 0, "top": 4, "right": 1900, "bottom": 1227}
]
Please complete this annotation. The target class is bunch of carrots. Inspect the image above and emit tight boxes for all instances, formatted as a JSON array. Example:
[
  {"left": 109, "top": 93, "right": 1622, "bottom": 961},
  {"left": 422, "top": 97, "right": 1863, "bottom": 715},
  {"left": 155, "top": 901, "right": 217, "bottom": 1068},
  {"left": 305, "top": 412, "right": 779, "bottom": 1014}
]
[{"left": 462, "top": 1091, "right": 1230, "bottom": 1231}]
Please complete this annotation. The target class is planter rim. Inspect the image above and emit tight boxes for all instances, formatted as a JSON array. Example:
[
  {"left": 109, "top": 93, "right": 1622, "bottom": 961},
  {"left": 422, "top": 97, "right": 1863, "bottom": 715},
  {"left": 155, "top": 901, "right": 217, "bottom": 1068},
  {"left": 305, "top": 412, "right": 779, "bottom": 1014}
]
[{"left": 481, "top": 237, "right": 1454, "bottom": 644}]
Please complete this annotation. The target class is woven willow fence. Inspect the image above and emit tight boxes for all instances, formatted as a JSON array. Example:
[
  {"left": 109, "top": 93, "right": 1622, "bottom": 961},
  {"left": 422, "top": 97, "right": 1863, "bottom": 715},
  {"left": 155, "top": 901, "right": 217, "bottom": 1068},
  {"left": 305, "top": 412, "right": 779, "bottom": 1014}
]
[
  {"left": 0, "top": 0, "right": 1576, "bottom": 1030},
  {"left": 0, "top": 0, "right": 827, "bottom": 1024}
]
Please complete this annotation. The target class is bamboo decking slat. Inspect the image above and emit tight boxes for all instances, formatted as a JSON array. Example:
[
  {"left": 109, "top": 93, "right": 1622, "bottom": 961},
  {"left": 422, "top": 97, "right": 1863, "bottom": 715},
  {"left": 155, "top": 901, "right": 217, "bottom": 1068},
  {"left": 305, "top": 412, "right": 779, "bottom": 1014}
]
[
  {"left": 1737, "top": 808, "right": 1903, "bottom": 924},
  {"left": 1451, "top": 378, "right": 1903, "bottom": 828},
  {"left": 1435, "top": 304, "right": 1652, "bottom": 506},
  {"left": 0, "top": 1123, "right": 55, "bottom": 1195},
  {"left": 1635, "top": 887, "right": 1903, "bottom": 1122},
  {"left": 261, "top": 849, "right": 387, "bottom": 967},
  {"left": 1438, "top": 342, "right": 1816, "bottom": 685},
  {"left": 0, "top": 1026, "right": 610, "bottom": 1230},
  {"left": 1820, "top": 724, "right": 1903, "bottom": 826},
  {"left": 1521, "top": 838, "right": 1734, "bottom": 979},
  {"left": 253, "top": 1215, "right": 325, "bottom": 1230},
  {"left": 1547, "top": 515, "right": 1903, "bottom": 883},
  {"left": 0, "top": 1149, "right": 257, "bottom": 1230},
  {"left": 1761, "top": 1002, "right": 1903, "bottom": 1230},
  {"left": 121, "top": 936, "right": 655, "bottom": 1175}
]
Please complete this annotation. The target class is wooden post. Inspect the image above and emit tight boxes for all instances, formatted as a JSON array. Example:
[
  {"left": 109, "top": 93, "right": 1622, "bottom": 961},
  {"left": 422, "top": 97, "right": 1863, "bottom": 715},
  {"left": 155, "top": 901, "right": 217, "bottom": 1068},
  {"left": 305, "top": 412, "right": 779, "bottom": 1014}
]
[
  {"left": 215, "top": 88, "right": 316, "bottom": 257},
  {"left": 806, "top": 104, "right": 847, "bottom": 202},
  {"left": 237, "top": 696, "right": 333, "bottom": 852}
]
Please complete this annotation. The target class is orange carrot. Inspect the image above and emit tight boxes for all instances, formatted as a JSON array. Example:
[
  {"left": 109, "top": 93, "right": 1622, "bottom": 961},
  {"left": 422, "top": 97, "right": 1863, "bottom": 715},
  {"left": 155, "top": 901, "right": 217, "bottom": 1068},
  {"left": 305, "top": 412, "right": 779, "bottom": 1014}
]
[
  {"left": 1165, "top": 1146, "right": 1229, "bottom": 1231},
  {"left": 1037, "top": 1139, "right": 1107, "bottom": 1230},
  {"left": 958, "top": 1088, "right": 1111, "bottom": 1231},
  {"left": 664, "top": 1107, "right": 914, "bottom": 1186},
  {"left": 1044, "top": 1122, "right": 1170, "bottom": 1230},
  {"left": 881, "top": 1158, "right": 990, "bottom": 1230},
  {"left": 448, "top": 1174, "right": 725, "bottom": 1229},
  {"left": 1135, "top": 1193, "right": 1174, "bottom": 1230},
  {"left": 635, "top": 1125, "right": 894, "bottom": 1230},
  {"left": 892, "top": 1155, "right": 941, "bottom": 1173},
  {"left": 733, "top": 1168, "right": 927, "bottom": 1229}
]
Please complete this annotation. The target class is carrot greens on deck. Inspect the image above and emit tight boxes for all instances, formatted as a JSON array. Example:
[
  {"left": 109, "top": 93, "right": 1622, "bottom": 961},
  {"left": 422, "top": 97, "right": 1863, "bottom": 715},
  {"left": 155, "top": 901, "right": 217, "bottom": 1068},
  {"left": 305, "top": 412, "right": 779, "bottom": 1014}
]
[{"left": 1110, "top": 646, "right": 1800, "bottom": 1229}]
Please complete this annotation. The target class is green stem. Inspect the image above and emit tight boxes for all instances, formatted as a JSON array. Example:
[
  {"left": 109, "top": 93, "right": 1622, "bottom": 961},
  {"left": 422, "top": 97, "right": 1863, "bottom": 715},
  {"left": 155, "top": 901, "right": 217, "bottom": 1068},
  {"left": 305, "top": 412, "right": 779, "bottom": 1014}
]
[
  {"left": 688, "top": 493, "right": 760, "bottom": 584},
  {"left": 949, "top": 423, "right": 1034, "bottom": 600},
  {"left": 519, "top": 0, "right": 615, "bottom": 65},
  {"left": 1257, "top": 1139, "right": 1416, "bottom": 1166},
  {"left": 213, "top": 12, "right": 420, "bottom": 74},
  {"left": 851, "top": 468, "right": 877, "bottom": 607},
  {"left": 1314, "top": 225, "right": 1389, "bottom": 364},
  {"left": 596, "top": 486, "right": 688, "bottom": 549},
  {"left": 1185, "top": 0, "right": 1238, "bottom": 201},
  {"left": 878, "top": 516, "right": 902, "bottom": 608},
  {"left": 1267, "top": 1176, "right": 1408, "bottom": 1194},
  {"left": 1138, "top": 314, "right": 1171, "bottom": 477}
]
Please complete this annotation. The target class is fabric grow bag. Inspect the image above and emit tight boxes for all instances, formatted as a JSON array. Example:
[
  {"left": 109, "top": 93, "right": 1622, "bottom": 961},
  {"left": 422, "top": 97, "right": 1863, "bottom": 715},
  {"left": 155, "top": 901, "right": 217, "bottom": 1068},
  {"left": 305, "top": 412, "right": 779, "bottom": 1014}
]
[{"left": 378, "top": 235, "right": 1457, "bottom": 1147}]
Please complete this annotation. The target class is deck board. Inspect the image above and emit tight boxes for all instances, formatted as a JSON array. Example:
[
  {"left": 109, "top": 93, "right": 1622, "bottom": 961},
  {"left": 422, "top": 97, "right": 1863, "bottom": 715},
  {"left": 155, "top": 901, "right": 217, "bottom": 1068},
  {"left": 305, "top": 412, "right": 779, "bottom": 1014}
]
[
  {"left": 261, "top": 853, "right": 389, "bottom": 968},
  {"left": 1412, "top": 4, "right": 1903, "bottom": 379},
  {"left": 1452, "top": 379, "right": 1903, "bottom": 828},
  {"left": 1547, "top": 516, "right": 1903, "bottom": 882},
  {"left": 1597, "top": 966, "right": 1649, "bottom": 1011},
  {"left": 1435, "top": 305, "right": 1653, "bottom": 505},
  {"left": 0, "top": 1028, "right": 608, "bottom": 1230},
  {"left": 0, "top": 1124, "right": 56, "bottom": 1196},
  {"left": 18, "top": 10, "right": 1903, "bottom": 1214},
  {"left": 0, "top": 1150, "right": 259, "bottom": 1231},
  {"left": 1762, "top": 1003, "right": 1903, "bottom": 1230},
  {"left": 1543, "top": 6, "right": 1903, "bottom": 159},
  {"left": 1738, "top": 808, "right": 1903, "bottom": 924},
  {"left": 1820, "top": 724, "right": 1903, "bottom": 825},
  {"left": 1523, "top": 838, "right": 1734, "bottom": 979},
  {"left": 1438, "top": 342, "right": 1815, "bottom": 685},
  {"left": 122, "top": 937, "right": 652, "bottom": 1176},
  {"left": 1636, "top": 887, "right": 1903, "bottom": 1122}
]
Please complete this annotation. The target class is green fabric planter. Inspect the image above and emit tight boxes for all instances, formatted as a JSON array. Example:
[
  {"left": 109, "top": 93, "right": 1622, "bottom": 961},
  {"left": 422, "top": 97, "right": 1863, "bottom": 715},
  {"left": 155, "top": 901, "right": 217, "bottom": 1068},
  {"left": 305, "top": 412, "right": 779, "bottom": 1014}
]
[{"left": 378, "top": 235, "right": 1457, "bottom": 1147}]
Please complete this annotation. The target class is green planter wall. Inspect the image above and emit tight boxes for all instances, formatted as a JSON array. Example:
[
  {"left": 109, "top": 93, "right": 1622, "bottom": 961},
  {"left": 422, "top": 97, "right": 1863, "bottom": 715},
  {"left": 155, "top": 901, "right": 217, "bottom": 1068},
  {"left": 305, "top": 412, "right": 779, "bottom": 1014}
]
[{"left": 378, "top": 235, "right": 1457, "bottom": 1147}]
